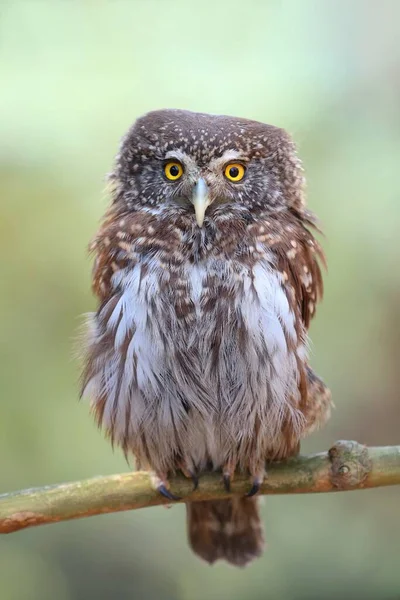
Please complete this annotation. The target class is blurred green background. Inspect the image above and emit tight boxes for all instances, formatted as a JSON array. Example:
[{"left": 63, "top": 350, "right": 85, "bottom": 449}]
[{"left": 1, "top": 1, "right": 399, "bottom": 599}]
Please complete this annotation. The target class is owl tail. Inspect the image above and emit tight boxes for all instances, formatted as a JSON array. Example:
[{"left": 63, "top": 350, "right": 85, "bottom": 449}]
[{"left": 186, "top": 497, "right": 265, "bottom": 567}]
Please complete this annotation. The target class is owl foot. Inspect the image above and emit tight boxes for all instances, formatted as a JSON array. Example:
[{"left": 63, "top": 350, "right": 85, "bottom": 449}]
[
  {"left": 223, "top": 473, "right": 231, "bottom": 492},
  {"left": 246, "top": 480, "right": 261, "bottom": 497},
  {"left": 152, "top": 473, "right": 182, "bottom": 502},
  {"left": 246, "top": 474, "right": 264, "bottom": 497},
  {"left": 178, "top": 461, "right": 199, "bottom": 492},
  {"left": 158, "top": 484, "right": 181, "bottom": 502},
  {"left": 190, "top": 473, "right": 199, "bottom": 491},
  {"left": 222, "top": 459, "right": 237, "bottom": 493}
]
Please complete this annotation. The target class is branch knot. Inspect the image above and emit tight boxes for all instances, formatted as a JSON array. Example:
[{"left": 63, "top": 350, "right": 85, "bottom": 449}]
[{"left": 328, "top": 440, "right": 372, "bottom": 489}]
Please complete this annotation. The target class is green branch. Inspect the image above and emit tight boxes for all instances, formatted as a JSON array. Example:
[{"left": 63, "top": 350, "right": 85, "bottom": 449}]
[{"left": 1, "top": 441, "right": 399, "bottom": 534}]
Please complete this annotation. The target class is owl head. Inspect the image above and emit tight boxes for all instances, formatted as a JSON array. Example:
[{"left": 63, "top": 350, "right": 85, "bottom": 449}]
[{"left": 111, "top": 109, "right": 306, "bottom": 226}]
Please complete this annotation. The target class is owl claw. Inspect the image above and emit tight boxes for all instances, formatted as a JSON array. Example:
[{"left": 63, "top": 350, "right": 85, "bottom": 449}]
[
  {"left": 191, "top": 473, "right": 199, "bottom": 492},
  {"left": 246, "top": 481, "right": 261, "bottom": 497},
  {"left": 157, "top": 485, "right": 181, "bottom": 502},
  {"left": 246, "top": 473, "right": 264, "bottom": 497},
  {"left": 178, "top": 463, "right": 199, "bottom": 492},
  {"left": 223, "top": 473, "right": 231, "bottom": 493}
]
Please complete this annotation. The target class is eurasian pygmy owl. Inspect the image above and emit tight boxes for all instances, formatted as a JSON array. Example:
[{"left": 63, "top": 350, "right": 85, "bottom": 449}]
[{"left": 81, "top": 109, "right": 331, "bottom": 567}]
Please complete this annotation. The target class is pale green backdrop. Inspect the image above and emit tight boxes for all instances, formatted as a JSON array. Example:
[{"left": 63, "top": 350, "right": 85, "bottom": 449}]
[{"left": 1, "top": 1, "right": 399, "bottom": 599}]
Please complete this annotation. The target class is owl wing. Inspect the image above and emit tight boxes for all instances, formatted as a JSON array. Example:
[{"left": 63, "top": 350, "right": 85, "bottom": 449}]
[
  {"left": 251, "top": 209, "right": 325, "bottom": 330},
  {"left": 81, "top": 210, "right": 146, "bottom": 456},
  {"left": 250, "top": 209, "right": 330, "bottom": 439}
]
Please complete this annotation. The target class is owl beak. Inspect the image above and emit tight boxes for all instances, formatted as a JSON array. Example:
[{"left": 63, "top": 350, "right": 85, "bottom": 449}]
[{"left": 192, "top": 178, "right": 211, "bottom": 227}]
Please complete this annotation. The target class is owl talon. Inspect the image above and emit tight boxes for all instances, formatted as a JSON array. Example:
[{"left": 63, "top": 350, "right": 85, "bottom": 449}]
[
  {"left": 157, "top": 485, "right": 181, "bottom": 502},
  {"left": 223, "top": 473, "right": 231, "bottom": 493},
  {"left": 178, "top": 463, "right": 199, "bottom": 492},
  {"left": 222, "top": 459, "right": 236, "bottom": 492},
  {"left": 191, "top": 474, "right": 199, "bottom": 492},
  {"left": 246, "top": 476, "right": 263, "bottom": 497},
  {"left": 246, "top": 483, "right": 260, "bottom": 497}
]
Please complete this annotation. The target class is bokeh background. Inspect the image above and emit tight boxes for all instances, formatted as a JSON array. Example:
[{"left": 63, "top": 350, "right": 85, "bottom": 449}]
[{"left": 1, "top": 1, "right": 399, "bottom": 599}]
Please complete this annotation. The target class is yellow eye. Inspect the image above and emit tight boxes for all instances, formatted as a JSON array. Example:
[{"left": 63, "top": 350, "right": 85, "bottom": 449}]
[
  {"left": 164, "top": 161, "right": 183, "bottom": 181},
  {"left": 224, "top": 163, "right": 246, "bottom": 182}
]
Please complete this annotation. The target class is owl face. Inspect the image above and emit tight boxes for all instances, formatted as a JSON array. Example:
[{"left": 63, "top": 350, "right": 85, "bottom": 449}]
[{"left": 113, "top": 109, "right": 305, "bottom": 225}]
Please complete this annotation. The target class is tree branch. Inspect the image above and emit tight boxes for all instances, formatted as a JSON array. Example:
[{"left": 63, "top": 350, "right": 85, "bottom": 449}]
[{"left": 1, "top": 441, "right": 399, "bottom": 534}]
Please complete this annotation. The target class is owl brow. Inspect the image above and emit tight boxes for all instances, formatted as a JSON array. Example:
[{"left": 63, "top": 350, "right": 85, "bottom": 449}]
[
  {"left": 210, "top": 152, "right": 250, "bottom": 170},
  {"left": 164, "top": 150, "right": 190, "bottom": 163}
]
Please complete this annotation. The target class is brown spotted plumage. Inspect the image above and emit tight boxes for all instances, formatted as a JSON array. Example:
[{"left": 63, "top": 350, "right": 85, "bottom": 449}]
[{"left": 80, "top": 109, "right": 331, "bottom": 567}]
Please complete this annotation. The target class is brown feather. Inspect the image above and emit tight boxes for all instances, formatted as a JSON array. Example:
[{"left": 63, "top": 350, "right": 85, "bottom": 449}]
[{"left": 187, "top": 498, "right": 264, "bottom": 567}]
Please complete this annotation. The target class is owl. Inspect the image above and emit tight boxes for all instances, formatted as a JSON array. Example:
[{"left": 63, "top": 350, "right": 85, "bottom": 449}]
[{"left": 81, "top": 109, "right": 331, "bottom": 567}]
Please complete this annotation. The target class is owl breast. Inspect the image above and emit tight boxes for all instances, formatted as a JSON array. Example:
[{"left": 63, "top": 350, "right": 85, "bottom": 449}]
[{"left": 86, "top": 252, "right": 308, "bottom": 475}]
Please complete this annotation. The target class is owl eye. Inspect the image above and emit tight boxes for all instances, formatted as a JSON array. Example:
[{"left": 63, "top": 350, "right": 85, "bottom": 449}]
[
  {"left": 164, "top": 161, "right": 184, "bottom": 181},
  {"left": 224, "top": 163, "right": 246, "bottom": 182}
]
